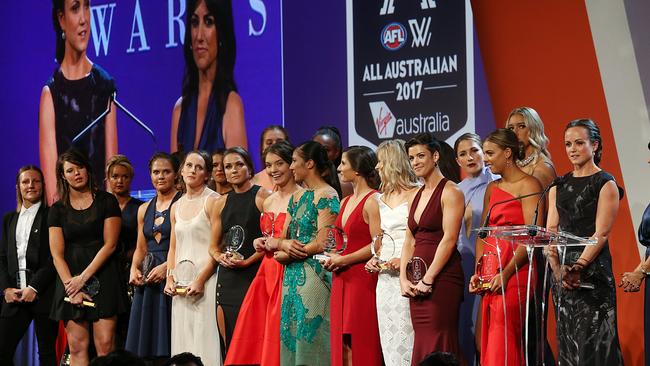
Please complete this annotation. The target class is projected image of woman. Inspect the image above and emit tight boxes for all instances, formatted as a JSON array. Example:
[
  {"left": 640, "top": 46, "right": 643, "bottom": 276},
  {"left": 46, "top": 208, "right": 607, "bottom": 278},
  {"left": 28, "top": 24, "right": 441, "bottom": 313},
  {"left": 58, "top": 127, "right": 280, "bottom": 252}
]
[
  {"left": 40, "top": 0, "right": 118, "bottom": 204},
  {"left": 171, "top": 0, "right": 246, "bottom": 153}
]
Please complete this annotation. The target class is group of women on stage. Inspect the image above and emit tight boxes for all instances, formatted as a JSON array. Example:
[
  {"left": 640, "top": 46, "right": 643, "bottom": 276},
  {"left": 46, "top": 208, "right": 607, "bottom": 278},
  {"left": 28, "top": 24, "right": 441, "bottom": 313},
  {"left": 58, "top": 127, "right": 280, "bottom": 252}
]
[{"left": 2, "top": 106, "right": 635, "bottom": 366}]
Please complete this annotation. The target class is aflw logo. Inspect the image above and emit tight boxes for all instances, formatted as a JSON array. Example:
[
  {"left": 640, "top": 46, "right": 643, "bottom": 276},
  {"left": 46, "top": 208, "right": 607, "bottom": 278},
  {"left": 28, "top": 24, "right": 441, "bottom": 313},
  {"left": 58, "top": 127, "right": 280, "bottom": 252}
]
[{"left": 369, "top": 102, "right": 396, "bottom": 139}]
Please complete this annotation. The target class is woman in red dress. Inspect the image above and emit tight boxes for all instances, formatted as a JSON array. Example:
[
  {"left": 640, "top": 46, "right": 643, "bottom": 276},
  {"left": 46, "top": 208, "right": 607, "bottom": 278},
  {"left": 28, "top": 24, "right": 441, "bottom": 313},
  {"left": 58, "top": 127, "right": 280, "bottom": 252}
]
[
  {"left": 400, "top": 134, "right": 465, "bottom": 365},
  {"left": 469, "top": 129, "right": 543, "bottom": 366},
  {"left": 324, "top": 146, "right": 382, "bottom": 366},
  {"left": 225, "top": 141, "right": 300, "bottom": 365}
]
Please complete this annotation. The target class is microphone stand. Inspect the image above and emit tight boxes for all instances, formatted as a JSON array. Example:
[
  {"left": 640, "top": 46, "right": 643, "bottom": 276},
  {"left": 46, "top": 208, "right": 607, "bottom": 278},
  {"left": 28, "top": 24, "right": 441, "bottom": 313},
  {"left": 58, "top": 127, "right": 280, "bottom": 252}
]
[
  {"left": 72, "top": 92, "right": 157, "bottom": 149},
  {"left": 478, "top": 190, "right": 544, "bottom": 239}
]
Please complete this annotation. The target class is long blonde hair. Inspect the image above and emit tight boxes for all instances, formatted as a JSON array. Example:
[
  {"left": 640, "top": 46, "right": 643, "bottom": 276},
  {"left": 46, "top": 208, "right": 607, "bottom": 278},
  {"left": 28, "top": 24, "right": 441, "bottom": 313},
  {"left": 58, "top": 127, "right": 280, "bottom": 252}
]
[
  {"left": 506, "top": 106, "right": 551, "bottom": 158},
  {"left": 376, "top": 140, "right": 420, "bottom": 195}
]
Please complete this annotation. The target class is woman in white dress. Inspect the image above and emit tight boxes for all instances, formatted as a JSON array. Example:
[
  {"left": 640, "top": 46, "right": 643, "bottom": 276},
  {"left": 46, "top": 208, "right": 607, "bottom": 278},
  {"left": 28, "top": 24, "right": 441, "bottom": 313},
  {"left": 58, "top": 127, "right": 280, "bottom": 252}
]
[
  {"left": 164, "top": 150, "right": 221, "bottom": 365},
  {"left": 365, "top": 140, "right": 420, "bottom": 366}
]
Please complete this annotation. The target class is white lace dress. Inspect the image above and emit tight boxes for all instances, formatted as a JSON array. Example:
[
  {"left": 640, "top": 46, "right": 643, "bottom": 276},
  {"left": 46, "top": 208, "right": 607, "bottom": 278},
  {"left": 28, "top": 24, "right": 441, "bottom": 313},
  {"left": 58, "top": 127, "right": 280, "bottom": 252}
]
[
  {"left": 171, "top": 188, "right": 222, "bottom": 365},
  {"left": 376, "top": 198, "right": 414, "bottom": 366}
]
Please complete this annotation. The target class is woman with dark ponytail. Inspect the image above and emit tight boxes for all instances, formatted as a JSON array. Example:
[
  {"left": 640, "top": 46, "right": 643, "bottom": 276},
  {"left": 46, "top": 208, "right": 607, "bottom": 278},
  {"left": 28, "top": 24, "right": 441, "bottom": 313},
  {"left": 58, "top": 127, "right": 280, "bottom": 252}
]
[
  {"left": 313, "top": 126, "right": 353, "bottom": 197},
  {"left": 546, "top": 119, "right": 624, "bottom": 365},
  {"left": 325, "top": 146, "right": 383, "bottom": 365},
  {"left": 468, "top": 128, "right": 542, "bottom": 366},
  {"left": 265, "top": 141, "right": 340, "bottom": 365},
  {"left": 40, "top": 0, "right": 118, "bottom": 204}
]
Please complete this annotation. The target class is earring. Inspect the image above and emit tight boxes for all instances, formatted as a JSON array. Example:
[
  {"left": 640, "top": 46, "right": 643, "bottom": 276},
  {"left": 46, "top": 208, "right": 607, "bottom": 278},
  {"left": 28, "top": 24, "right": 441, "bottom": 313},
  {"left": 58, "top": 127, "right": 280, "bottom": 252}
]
[{"left": 61, "top": 32, "right": 65, "bottom": 40}]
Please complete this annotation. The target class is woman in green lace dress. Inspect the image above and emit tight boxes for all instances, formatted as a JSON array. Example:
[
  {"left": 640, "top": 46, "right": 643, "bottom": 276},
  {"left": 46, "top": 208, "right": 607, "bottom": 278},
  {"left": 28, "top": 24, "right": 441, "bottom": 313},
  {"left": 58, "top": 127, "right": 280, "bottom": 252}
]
[{"left": 265, "top": 141, "right": 341, "bottom": 365}]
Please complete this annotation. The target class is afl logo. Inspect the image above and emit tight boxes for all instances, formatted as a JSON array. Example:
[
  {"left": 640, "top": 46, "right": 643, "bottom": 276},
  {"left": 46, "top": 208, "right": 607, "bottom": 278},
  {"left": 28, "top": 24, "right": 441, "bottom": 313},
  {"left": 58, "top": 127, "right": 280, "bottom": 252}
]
[{"left": 381, "top": 22, "right": 407, "bottom": 51}]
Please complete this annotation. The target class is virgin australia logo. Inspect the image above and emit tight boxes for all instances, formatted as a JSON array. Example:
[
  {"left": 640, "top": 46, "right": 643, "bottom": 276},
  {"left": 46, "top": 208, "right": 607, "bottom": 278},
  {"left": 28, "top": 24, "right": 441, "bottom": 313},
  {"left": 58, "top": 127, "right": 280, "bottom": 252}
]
[{"left": 369, "top": 101, "right": 396, "bottom": 139}]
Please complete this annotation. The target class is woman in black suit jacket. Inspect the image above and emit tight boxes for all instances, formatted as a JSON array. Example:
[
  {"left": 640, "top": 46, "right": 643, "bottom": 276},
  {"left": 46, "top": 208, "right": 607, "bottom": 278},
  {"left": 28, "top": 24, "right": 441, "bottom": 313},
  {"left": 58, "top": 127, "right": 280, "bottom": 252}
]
[{"left": 0, "top": 165, "right": 58, "bottom": 366}]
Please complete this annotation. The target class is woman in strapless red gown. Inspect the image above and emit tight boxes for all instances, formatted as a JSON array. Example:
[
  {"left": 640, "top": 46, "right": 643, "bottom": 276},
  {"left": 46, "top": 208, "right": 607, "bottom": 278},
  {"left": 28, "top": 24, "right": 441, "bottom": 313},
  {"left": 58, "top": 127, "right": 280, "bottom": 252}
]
[
  {"left": 401, "top": 135, "right": 466, "bottom": 365},
  {"left": 225, "top": 141, "right": 301, "bottom": 366},
  {"left": 469, "top": 129, "right": 543, "bottom": 366},
  {"left": 324, "top": 146, "right": 383, "bottom": 366}
]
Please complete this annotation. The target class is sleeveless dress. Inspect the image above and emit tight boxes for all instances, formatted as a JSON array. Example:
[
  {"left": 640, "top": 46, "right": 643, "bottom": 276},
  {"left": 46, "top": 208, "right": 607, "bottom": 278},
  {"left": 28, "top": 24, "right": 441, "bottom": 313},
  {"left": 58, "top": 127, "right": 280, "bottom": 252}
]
[
  {"left": 48, "top": 191, "right": 129, "bottom": 321},
  {"left": 375, "top": 196, "right": 414, "bottom": 366},
  {"left": 480, "top": 186, "right": 532, "bottom": 366},
  {"left": 330, "top": 191, "right": 382, "bottom": 366},
  {"left": 456, "top": 167, "right": 495, "bottom": 365},
  {"left": 225, "top": 212, "right": 287, "bottom": 366},
  {"left": 176, "top": 88, "right": 232, "bottom": 152},
  {"left": 217, "top": 185, "right": 263, "bottom": 352},
  {"left": 280, "top": 190, "right": 339, "bottom": 366},
  {"left": 46, "top": 64, "right": 116, "bottom": 185},
  {"left": 126, "top": 192, "right": 180, "bottom": 357},
  {"left": 552, "top": 172, "right": 623, "bottom": 365},
  {"left": 171, "top": 188, "right": 221, "bottom": 366},
  {"left": 407, "top": 179, "right": 464, "bottom": 365}
]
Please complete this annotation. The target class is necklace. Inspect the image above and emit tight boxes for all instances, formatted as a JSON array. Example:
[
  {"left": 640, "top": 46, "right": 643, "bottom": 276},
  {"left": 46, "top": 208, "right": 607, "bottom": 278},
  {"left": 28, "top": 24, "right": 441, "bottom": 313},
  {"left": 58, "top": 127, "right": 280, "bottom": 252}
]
[{"left": 517, "top": 153, "right": 537, "bottom": 167}]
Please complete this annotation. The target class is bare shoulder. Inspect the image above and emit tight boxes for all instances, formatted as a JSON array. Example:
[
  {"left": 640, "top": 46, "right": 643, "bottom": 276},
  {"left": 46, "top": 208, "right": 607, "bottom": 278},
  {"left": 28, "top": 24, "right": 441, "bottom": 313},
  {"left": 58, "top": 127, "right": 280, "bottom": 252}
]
[
  {"left": 226, "top": 91, "right": 244, "bottom": 110},
  {"left": 173, "top": 96, "right": 183, "bottom": 111},
  {"left": 442, "top": 180, "right": 464, "bottom": 201},
  {"left": 257, "top": 186, "right": 273, "bottom": 200},
  {"left": 522, "top": 174, "right": 543, "bottom": 193},
  {"left": 137, "top": 201, "right": 150, "bottom": 218}
]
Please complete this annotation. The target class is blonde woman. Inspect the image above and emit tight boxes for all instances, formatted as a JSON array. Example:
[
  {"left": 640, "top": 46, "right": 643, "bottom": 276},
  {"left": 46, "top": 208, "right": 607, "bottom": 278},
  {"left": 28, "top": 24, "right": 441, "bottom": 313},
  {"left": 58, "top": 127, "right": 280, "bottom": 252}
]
[
  {"left": 366, "top": 140, "right": 420, "bottom": 366},
  {"left": 505, "top": 107, "right": 556, "bottom": 188}
]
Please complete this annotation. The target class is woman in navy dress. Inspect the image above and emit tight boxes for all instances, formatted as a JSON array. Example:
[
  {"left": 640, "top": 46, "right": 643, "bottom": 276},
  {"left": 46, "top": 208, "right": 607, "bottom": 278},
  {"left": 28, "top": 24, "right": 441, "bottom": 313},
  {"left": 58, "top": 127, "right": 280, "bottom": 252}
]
[
  {"left": 170, "top": 0, "right": 246, "bottom": 152},
  {"left": 126, "top": 153, "right": 181, "bottom": 364}
]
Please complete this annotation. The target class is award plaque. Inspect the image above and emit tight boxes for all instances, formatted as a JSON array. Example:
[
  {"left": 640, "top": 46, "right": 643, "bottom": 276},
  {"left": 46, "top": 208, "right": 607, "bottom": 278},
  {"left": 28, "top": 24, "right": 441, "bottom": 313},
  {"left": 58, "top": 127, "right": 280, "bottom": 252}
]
[
  {"left": 370, "top": 232, "right": 396, "bottom": 271},
  {"left": 224, "top": 225, "right": 246, "bottom": 260},
  {"left": 476, "top": 252, "right": 499, "bottom": 291},
  {"left": 313, "top": 225, "right": 348, "bottom": 263},
  {"left": 406, "top": 257, "right": 428, "bottom": 284},
  {"left": 64, "top": 275, "right": 100, "bottom": 308},
  {"left": 174, "top": 259, "right": 197, "bottom": 294},
  {"left": 141, "top": 252, "right": 155, "bottom": 284},
  {"left": 260, "top": 212, "right": 275, "bottom": 238}
]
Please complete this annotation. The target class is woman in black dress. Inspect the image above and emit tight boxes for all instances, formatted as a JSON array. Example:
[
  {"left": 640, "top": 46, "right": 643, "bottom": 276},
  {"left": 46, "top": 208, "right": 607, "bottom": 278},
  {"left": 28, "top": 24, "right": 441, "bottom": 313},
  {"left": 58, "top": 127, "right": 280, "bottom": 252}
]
[
  {"left": 126, "top": 153, "right": 181, "bottom": 363},
  {"left": 49, "top": 150, "right": 128, "bottom": 365},
  {"left": 40, "top": 0, "right": 118, "bottom": 204},
  {"left": 208, "top": 147, "right": 270, "bottom": 352},
  {"left": 546, "top": 119, "right": 624, "bottom": 365},
  {"left": 105, "top": 155, "right": 143, "bottom": 347}
]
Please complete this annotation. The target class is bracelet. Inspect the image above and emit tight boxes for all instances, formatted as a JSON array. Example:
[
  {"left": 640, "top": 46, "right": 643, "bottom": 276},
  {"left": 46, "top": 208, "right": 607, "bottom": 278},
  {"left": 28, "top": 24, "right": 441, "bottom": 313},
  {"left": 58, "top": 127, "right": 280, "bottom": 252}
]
[
  {"left": 421, "top": 279, "right": 433, "bottom": 286},
  {"left": 576, "top": 257, "right": 590, "bottom": 266},
  {"left": 166, "top": 268, "right": 174, "bottom": 277}
]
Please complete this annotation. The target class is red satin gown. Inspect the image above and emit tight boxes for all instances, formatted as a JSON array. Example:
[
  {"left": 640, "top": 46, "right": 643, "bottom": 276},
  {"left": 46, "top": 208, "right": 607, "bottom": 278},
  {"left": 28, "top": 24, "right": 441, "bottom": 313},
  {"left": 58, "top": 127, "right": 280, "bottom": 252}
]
[
  {"left": 407, "top": 179, "right": 465, "bottom": 365},
  {"left": 225, "top": 212, "right": 287, "bottom": 366},
  {"left": 330, "top": 191, "right": 383, "bottom": 366},
  {"left": 480, "top": 187, "right": 534, "bottom": 366}
]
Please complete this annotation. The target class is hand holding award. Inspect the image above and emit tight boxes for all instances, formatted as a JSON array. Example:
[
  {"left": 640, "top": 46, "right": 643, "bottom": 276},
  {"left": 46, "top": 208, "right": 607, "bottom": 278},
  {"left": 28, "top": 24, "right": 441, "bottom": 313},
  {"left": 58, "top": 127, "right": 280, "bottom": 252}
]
[
  {"left": 224, "top": 225, "right": 246, "bottom": 261},
  {"left": 313, "top": 225, "right": 347, "bottom": 264}
]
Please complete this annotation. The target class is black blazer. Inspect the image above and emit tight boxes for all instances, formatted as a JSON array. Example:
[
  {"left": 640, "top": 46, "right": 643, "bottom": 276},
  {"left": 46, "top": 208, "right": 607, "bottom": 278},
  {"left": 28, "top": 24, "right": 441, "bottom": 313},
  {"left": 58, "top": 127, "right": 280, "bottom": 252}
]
[{"left": 0, "top": 205, "right": 55, "bottom": 316}]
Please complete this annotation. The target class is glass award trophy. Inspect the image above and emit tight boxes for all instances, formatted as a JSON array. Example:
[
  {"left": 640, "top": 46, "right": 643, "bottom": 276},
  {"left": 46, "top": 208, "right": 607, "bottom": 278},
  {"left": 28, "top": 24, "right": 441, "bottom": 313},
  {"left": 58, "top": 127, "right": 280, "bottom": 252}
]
[
  {"left": 64, "top": 275, "right": 99, "bottom": 308},
  {"left": 370, "top": 231, "right": 396, "bottom": 271},
  {"left": 174, "top": 259, "right": 197, "bottom": 294},
  {"left": 141, "top": 252, "right": 155, "bottom": 284},
  {"left": 406, "top": 257, "right": 428, "bottom": 284},
  {"left": 224, "top": 225, "right": 246, "bottom": 260},
  {"left": 476, "top": 252, "right": 499, "bottom": 291},
  {"left": 313, "top": 225, "right": 347, "bottom": 263}
]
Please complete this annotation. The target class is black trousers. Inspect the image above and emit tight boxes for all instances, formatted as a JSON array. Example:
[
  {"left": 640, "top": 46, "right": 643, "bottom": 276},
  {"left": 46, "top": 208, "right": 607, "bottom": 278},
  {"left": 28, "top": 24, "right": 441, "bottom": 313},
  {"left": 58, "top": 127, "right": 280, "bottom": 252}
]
[{"left": 0, "top": 305, "right": 59, "bottom": 366}]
